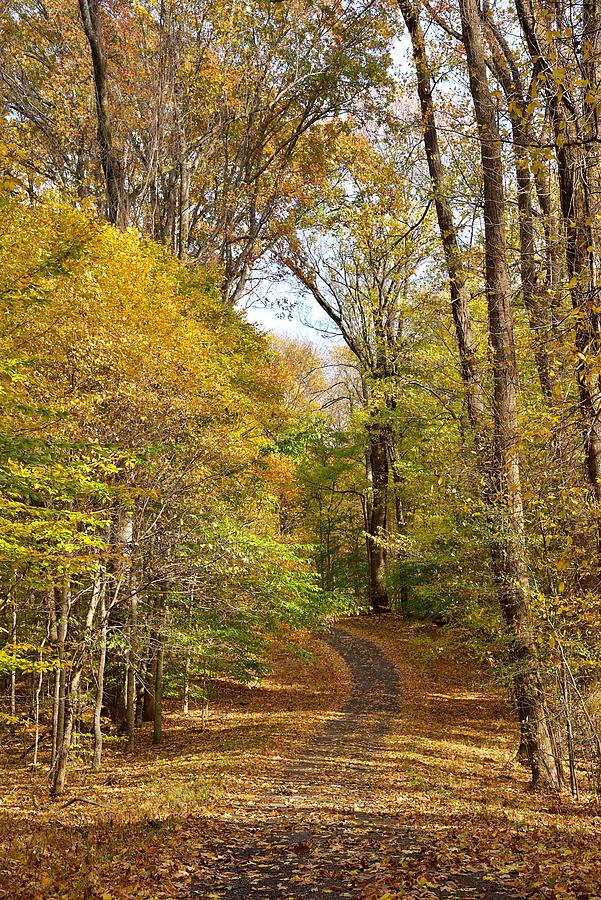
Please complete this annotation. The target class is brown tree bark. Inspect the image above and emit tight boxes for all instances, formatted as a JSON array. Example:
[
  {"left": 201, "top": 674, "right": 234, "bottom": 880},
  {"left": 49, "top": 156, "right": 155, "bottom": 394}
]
[
  {"left": 142, "top": 651, "right": 157, "bottom": 723},
  {"left": 398, "top": 0, "right": 485, "bottom": 430},
  {"left": 480, "top": 6, "right": 558, "bottom": 403},
  {"left": 10, "top": 598, "right": 16, "bottom": 717},
  {"left": 458, "top": 0, "right": 561, "bottom": 790},
  {"left": 141, "top": 591, "right": 158, "bottom": 722},
  {"left": 399, "top": 0, "right": 560, "bottom": 779},
  {"left": 53, "top": 570, "right": 103, "bottom": 795},
  {"left": 514, "top": 0, "right": 601, "bottom": 509},
  {"left": 92, "top": 592, "right": 107, "bottom": 771},
  {"left": 182, "top": 598, "right": 193, "bottom": 714},
  {"left": 50, "top": 578, "right": 70, "bottom": 773},
  {"left": 153, "top": 589, "right": 166, "bottom": 746},
  {"left": 153, "top": 638, "right": 164, "bottom": 747},
  {"left": 52, "top": 668, "right": 81, "bottom": 797},
  {"left": 125, "top": 584, "right": 138, "bottom": 754},
  {"left": 365, "top": 423, "right": 389, "bottom": 613},
  {"left": 78, "top": 0, "right": 125, "bottom": 228}
]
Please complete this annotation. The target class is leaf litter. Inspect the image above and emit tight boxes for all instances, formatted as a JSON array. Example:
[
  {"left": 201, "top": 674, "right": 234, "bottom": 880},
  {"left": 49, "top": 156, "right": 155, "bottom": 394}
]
[{"left": 1, "top": 617, "right": 600, "bottom": 898}]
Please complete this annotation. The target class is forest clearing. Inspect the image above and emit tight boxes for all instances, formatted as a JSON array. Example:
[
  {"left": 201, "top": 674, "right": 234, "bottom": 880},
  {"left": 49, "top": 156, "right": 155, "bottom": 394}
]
[{"left": 2, "top": 0, "right": 601, "bottom": 896}]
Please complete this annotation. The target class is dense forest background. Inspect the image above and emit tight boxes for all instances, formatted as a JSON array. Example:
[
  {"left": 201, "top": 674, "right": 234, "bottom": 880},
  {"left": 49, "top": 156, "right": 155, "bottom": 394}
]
[{"left": 0, "top": 0, "right": 601, "bottom": 806}]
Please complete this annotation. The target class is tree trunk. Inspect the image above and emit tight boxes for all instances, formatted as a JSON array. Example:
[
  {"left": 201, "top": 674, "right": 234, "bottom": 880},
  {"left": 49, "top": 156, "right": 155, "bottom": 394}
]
[
  {"left": 10, "top": 599, "right": 16, "bottom": 717},
  {"left": 387, "top": 429, "right": 410, "bottom": 613},
  {"left": 136, "top": 641, "right": 149, "bottom": 726},
  {"left": 52, "top": 570, "right": 104, "bottom": 793},
  {"left": 459, "top": 0, "right": 562, "bottom": 790},
  {"left": 142, "top": 592, "right": 157, "bottom": 722},
  {"left": 179, "top": 158, "right": 190, "bottom": 260},
  {"left": 556, "top": 142, "right": 601, "bottom": 506},
  {"left": 183, "top": 598, "right": 192, "bottom": 714},
  {"left": 514, "top": 0, "right": 601, "bottom": 513},
  {"left": 398, "top": 0, "right": 485, "bottom": 430},
  {"left": 51, "top": 666, "right": 61, "bottom": 766},
  {"left": 51, "top": 578, "right": 70, "bottom": 772},
  {"left": 32, "top": 647, "right": 44, "bottom": 768},
  {"left": 78, "top": 0, "right": 125, "bottom": 228},
  {"left": 480, "top": 9, "right": 558, "bottom": 403},
  {"left": 183, "top": 651, "right": 191, "bottom": 715},
  {"left": 125, "top": 586, "right": 138, "bottom": 754},
  {"left": 153, "top": 640, "right": 164, "bottom": 747},
  {"left": 366, "top": 423, "right": 389, "bottom": 612},
  {"left": 153, "top": 589, "right": 166, "bottom": 746},
  {"left": 92, "top": 593, "right": 107, "bottom": 771},
  {"left": 402, "top": 0, "right": 560, "bottom": 786},
  {"left": 143, "top": 653, "right": 157, "bottom": 722},
  {"left": 52, "top": 668, "right": 82, "bottom": 796},
  {"left": 115, "top": 510, "right": 138, "bottom": 754}
]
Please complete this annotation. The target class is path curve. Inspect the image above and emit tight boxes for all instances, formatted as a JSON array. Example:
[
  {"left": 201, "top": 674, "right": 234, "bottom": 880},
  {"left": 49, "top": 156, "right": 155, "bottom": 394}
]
[{"left": 187, "top": 627, "right": 520, "bottom": 899}]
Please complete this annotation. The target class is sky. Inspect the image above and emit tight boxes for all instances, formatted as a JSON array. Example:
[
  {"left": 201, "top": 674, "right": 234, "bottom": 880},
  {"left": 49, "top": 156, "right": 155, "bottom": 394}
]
[
  {"left": 244, "top": 294, "right": 340, "bottom": 348},
  {"left": 242, "top": 35, "right": 413, "bottom": 350}
]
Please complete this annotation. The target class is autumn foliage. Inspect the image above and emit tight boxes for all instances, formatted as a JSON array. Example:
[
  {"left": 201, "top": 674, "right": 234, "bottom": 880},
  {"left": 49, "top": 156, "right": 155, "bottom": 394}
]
[{"left": 1, "top": 0, "right": 601, "bottom": 896}]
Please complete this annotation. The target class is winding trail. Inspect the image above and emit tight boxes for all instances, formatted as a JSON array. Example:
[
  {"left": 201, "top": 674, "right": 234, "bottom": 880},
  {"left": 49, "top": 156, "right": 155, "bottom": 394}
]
[{"left": 188, "top": 628, "right": 520, "bottom": 899}]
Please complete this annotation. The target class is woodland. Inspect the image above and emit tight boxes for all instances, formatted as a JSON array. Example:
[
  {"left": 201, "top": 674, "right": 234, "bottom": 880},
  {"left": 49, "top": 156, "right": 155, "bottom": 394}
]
[{"left": 0, "top": 0, "right": 601, "bottom": 897}]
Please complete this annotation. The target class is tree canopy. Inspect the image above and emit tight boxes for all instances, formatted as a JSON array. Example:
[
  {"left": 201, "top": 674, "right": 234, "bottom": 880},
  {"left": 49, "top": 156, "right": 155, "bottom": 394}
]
[{"left": 1, "top": 0, "right": 601, "bottom": 830}]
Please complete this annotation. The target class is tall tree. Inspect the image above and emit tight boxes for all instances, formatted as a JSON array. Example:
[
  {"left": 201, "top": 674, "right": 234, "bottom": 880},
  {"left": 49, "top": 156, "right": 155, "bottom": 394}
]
[
  {"left": 513, "top": 0, "right": 601, "bottom": 516},
  {"left": 458, "top": 0, "right": 561, "bottom": 788},
  {"left": 279, "top": 133, "right": 436, "bottom": 611},
  {"left": 397, "top": 0, "right": 485, "bottom": 432},
  {"left": 77, "top": 0, "right": 125, "bottom": 227}
]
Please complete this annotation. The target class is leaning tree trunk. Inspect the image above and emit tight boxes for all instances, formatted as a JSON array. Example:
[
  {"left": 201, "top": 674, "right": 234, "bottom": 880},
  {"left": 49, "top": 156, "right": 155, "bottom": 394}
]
[
  {"left": 52, "top": 667, "right": 82, "bottom": 796},
  {"left": 398, "top": 0, "right": 485, "bottom": 431},
  {"left": 50, "top": 577, "right": 71, "bottom": 773},
  {"left": 459, "top": 0, "right": 562, "bottom": 790},
  {"left": 53, "top": 569, "right": 103, "bottom": 795}
]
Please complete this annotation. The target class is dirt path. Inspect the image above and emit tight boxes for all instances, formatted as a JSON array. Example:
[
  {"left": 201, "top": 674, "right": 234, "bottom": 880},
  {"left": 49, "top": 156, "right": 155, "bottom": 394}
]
[
  {"left": 3, "top": 618, "right": 597, "bottom": 898},
  {"left": 187, "top": 627, "right": 520, "bottom": 899}
]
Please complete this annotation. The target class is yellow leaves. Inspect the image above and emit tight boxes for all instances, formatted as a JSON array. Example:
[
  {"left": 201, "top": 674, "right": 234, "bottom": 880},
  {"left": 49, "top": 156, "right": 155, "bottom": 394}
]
[
  {"left": 416, "top": 876, "right": 439, "bottom": 888},
  {"left": 38, "top": 874, "right": 56, "bottom": 892},
  {"left": 0, "top": 199, "right": 261, "bottom": 446},
  {"left": 526, "top": 100, "right": 539, "bottom": 117},
  {"left": 0, "top": 198, "right": 290, "bottom": 572}
]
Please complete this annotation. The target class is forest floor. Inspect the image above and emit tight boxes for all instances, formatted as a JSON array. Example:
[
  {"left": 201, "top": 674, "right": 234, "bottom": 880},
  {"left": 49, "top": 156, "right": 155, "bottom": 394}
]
[{"left": 1, "top": 616, "right": 600, "bottom": 899}]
